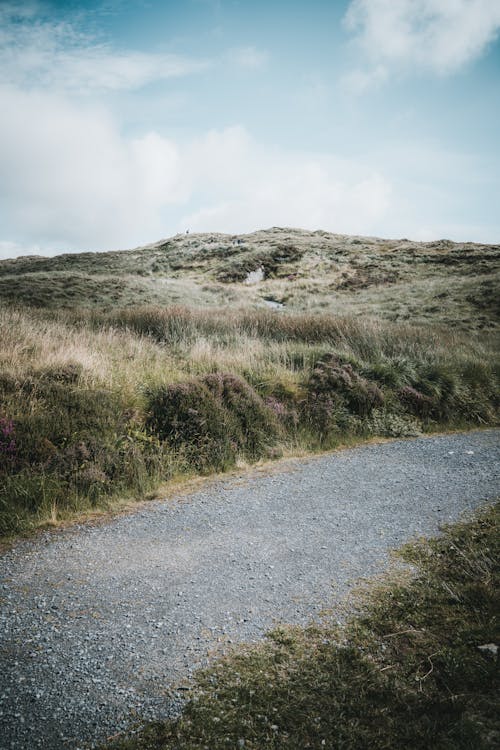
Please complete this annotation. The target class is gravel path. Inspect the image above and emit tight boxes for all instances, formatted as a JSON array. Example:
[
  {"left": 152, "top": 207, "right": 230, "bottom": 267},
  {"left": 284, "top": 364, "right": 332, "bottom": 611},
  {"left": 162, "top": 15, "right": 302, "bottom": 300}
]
[{"left": 1, "top": 430, "right": 499, "bottom": 750}]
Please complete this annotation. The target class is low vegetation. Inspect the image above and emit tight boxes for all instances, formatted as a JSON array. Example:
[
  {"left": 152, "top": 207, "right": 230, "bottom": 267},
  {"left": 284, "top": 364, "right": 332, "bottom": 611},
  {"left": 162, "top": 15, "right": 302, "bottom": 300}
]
[
  {"left": 0, "top": 301, "right": 498, "bottom": 536},
  {"left": 0, "top": 228, "right": 498, "bottom": 535},
  {"left": 1, "top": 229, "right": 498, "bottom": 745},
  {"left": 1, "top": 228, "right": 499, "bottom": 331},
  {"left": 104, "top": 502, "right": 499, "bottom": 749}
]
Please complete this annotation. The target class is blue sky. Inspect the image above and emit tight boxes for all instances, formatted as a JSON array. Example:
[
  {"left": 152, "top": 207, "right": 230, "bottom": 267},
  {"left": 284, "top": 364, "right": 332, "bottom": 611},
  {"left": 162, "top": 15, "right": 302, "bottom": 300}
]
[{"left": 1, "top": 0, "right": 499, "bottom": 258}]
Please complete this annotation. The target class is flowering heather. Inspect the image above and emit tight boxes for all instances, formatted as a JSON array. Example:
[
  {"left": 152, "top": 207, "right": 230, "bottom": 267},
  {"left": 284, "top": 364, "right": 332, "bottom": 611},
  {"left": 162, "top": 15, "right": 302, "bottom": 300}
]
[
  {"left": 0, "top": 417, "right": 16, "bottom": 462},
  {"left": 264, "top": 396, "right": 288, "bottom": 419}
]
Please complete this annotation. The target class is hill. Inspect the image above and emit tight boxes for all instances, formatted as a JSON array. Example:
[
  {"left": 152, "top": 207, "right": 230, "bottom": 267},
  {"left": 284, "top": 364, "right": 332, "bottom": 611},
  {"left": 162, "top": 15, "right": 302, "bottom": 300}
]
[
  {"left": 0, "top": 228, "right": 498, "bottom": 536},
  {"left": 1, "top": 227, "right": 499, "bottom": 331}
]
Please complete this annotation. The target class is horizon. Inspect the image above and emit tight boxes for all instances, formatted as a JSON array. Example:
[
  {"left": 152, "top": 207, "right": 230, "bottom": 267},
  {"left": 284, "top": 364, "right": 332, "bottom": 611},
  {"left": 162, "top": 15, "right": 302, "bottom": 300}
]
[
  {"left": 1, "top": 0, "right": 500, "bottom": 259},
  {"left": 2, "top": 224, "right": 499, "bottom": 263}
]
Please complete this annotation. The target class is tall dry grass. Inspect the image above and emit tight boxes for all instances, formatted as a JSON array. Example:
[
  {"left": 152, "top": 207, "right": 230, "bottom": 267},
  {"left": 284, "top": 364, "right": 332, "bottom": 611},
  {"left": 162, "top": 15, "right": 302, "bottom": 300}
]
[{"left": 0, "top": 304, "right": 498, "bottom": 535}]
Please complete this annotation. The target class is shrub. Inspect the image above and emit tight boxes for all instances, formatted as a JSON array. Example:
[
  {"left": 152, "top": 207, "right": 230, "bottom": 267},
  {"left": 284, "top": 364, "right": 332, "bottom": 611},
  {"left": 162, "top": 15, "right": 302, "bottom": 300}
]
[
  {"left": 203, "top": 372, "right": 279, "bottom": 458},
  {"left": 366, "top": 409, "right": 422, "bottom": 438},
  {"left": 362, "top": 360, "right": 407, "bottom": 388},
  {"left": 301, "top": 393, "right": 359, "bottom": 444},
  {"left": 413, "top": 364, "right": 458, "bottom": 420},
  {"left": 264, "top": 396, "right": 299, "bottom": 433},
  {"left": 11, "top": 383, "right": 124, "bottom": 468},
  {"left": 397, "top": 385, "right": 434, "bottom": 419},
  {"left": 147, "top": 374, "right": 279, "bottom": 470},
  {"left": 0, "top": 416, "right": 16, "bottom": 470},
  {"left": 308, "top": 355, "right": 385, "bottom": 418},
  {"left": 147, "top": 380, "right": 234, "bottom": 471}
]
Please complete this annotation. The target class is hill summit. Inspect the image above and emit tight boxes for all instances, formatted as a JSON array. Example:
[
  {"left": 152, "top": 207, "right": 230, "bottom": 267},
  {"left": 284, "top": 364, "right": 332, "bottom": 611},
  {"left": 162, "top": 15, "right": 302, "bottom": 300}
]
[{"left": 0, "top": 227, "right": 498, "bottom": 331}]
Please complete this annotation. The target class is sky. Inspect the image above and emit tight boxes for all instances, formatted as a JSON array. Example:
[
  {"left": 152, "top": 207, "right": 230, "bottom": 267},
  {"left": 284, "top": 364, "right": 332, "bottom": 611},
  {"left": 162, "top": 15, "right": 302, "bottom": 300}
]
[{"left": 1, "top": 0, "right": 499, "bottom": 258}]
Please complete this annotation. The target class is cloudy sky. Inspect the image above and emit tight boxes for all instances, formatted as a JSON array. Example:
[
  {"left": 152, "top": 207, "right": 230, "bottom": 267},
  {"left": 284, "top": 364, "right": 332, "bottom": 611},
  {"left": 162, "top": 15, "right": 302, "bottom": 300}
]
[{"left": 1, "top": 0, "right": 499, "bottom": 258}]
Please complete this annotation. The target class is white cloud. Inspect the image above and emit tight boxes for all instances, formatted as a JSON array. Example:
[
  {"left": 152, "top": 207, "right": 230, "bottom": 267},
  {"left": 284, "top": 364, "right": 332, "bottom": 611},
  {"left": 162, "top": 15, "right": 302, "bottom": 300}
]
[
  {"left": 1, "top": 2, "right": 494, "bottom": 257},
  {"left": 0, "top": 241, "right": 47, "bottom": 261},
  {"left": 0, "top": 85, "right": 183, "bottom": 250},
  {"left": 226, "top": 46, "right": 269, "bottom": 69},
  {"left": 0, "top": 5, "right": 392, "bottom": 254},
  {"left": 0, "top": 3, "right": 207, "bottom": 93},
  {"left": 343, "top": 0, "right": 500, "bottom": 83},
  {"left": 1, "top": 90, "right": 496, "bottom": 254},
  {"left": 410, "top": 222, "right": 500, "bottom": 243},
  {"left": 179, "top": 129, "right": 392, "bottom": 235},
  {"left": 0, "top": 88, "right": 393, "bottom": 253},
  {"left": 340, "top": 64, "right": 388, "bottom": 94}
]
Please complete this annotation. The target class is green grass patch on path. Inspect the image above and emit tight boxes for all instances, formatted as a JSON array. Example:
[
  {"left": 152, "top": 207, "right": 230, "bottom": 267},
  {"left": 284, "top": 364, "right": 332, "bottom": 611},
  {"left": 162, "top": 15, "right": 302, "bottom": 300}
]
[{"left": 105, "top": 502, "right": 499, "bottom": 750}]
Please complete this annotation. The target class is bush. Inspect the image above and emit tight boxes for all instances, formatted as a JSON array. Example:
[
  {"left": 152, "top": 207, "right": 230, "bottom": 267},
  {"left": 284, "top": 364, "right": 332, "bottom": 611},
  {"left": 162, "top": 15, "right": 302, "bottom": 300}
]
[
  {"left": 397, "top": 385, "right": 434, "bottom": 419},
  {"left": 203, "top": 372, "right": 279, "bottom": 458},
  {"left": 301, "top": 393, "right": 359, "bottom": 444},
  {"left": 147, "top": 380, "right": 234, "bottom": 471},
  {"left": 10, "top": 382, "right": 124, "bottom": 469},
  {"left": 412, "top": 364, "right": 458, "bottom": 420},
  {"left": 0, "top": 416, "right": 16, "bottom": 471},
  {"left": 147, "top": 374, "right": 279, "bottom": 471},
  {"left": 366, "top": 409, "right": 422, "bottom": 438},
  {"left": 308, "top": 355, "right": 385, "bottom": 418}
]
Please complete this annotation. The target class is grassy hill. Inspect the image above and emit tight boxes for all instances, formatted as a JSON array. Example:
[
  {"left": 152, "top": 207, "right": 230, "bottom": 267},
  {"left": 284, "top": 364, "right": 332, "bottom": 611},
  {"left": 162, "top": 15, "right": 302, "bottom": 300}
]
[
  {"left": 1, "top": 227, "right": 499, "bottom": 331},
  {"left": 0, "top": 228, "right": 498, "bottom": 536}
]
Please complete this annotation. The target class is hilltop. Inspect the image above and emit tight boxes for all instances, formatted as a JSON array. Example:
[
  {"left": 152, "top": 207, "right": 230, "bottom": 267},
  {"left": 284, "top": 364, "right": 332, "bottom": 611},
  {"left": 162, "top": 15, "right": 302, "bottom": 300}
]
[{"left": 1, "top": 227, "right": 499, "bottom": 331}]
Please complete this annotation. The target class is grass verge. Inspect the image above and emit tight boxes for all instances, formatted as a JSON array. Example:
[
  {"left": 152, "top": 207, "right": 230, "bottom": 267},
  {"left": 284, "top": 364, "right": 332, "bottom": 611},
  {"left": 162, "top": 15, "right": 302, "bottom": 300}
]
[
  {"left": 0, "top": 304, "right": 498, "bottom": 537},
  {"left": 104, "top": 502, "right": 499, "bottom": 750}
]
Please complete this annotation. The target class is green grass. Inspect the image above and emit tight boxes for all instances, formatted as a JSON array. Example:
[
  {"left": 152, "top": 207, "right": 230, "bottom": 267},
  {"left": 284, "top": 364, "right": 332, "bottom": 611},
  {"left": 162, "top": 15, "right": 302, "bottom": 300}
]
[
  {"left": 0, "top": 227, "right": 498, "bottom": 536},
  {"left": 0, "top": 302, "right": 498, "bottom": 536},
  {"left": 104, "top": 502, "right": 500, "bottom": 750},
  {"left": 1, "top": 230, "right": 498, "bottom": 741},
  {"left": 1, "top": 228, "right": 499, "bottom": 330}
]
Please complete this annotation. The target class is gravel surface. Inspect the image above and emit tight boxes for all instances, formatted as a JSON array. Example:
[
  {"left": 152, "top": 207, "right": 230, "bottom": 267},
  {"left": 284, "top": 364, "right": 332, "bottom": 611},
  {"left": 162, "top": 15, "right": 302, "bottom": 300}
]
[{"left": 1, "top": 430, "right": 499, "bottom": 749}]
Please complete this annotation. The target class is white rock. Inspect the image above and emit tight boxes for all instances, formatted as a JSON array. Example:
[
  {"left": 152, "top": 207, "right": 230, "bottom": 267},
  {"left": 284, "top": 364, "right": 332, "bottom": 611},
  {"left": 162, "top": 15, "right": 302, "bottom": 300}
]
[
  {"left": 477, "top": 643, "right": 497, "bottom": 657},
  {"left": 245, "top": 267, "right": 265, "bottom": 284}
]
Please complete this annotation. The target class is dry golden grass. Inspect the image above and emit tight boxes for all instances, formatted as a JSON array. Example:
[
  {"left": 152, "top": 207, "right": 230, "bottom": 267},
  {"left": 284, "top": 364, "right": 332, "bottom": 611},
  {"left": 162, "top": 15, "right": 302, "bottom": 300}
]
[
  {"left": 1, "top": 227, "right": 498, "bottom": 331},
  {"left": 0, "top": 302, "right": 497, "bottom": 536}
]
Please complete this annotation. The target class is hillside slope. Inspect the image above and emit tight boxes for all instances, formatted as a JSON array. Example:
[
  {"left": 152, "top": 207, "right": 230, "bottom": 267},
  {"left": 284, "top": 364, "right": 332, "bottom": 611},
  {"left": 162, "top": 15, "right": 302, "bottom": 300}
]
[
  {"left": 1, "top": 227, "right": 499, "bottom": 331},
  {"left": 0, "top": 227, "right": 498, "bottom": 536}
]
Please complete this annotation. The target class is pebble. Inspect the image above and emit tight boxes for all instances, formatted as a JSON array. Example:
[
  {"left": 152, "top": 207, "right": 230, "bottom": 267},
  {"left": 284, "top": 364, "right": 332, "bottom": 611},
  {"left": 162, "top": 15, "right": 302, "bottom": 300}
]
[{"left": 0, "top": 430, "right": 498, "bottom": 750}]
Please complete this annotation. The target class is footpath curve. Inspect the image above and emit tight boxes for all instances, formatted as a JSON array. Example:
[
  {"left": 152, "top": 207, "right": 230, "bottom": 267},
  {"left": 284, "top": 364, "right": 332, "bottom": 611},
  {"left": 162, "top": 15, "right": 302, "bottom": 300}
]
[{"left": 1, "top": 430, "right": 499, "bottom": 749}]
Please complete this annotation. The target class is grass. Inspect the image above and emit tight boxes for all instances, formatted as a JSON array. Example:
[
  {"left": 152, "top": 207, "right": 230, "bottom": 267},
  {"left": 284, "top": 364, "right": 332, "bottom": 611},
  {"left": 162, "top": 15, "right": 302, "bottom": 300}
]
[
  {"left": 1, "top": 227, "right": 499, "bottom": 331},
  {"left": 0, "top": 230, "right": 498, "bottom": 742},
  {"left": 0, "top": 228, "right": 498, "bottom": 536},
  {"left": 103, "top": 502, "right": 499, "bottom": 750},
  {"left": 0, "top": 301, "right": 498, "bottom": 537}
]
